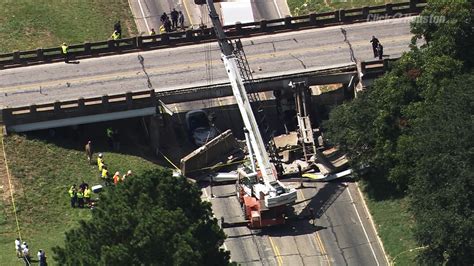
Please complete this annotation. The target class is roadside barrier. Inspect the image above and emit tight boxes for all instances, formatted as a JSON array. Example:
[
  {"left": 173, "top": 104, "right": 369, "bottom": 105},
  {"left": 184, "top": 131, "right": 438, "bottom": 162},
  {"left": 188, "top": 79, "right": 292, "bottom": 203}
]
[{"left": 0, "top": 0, "right": 425, "bottom": 69}]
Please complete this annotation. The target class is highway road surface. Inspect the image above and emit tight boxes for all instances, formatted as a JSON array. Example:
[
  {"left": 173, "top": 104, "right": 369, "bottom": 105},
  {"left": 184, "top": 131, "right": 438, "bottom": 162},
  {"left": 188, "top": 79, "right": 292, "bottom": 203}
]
[
  {"left": 0, "top": 17, "right": 416, "bottom": 108},
  {"left": 128, "top": 0, "right": 289, "bottom": 35},
  {"left": 202, "top": 180, "right": 388, "bottom": 265}
]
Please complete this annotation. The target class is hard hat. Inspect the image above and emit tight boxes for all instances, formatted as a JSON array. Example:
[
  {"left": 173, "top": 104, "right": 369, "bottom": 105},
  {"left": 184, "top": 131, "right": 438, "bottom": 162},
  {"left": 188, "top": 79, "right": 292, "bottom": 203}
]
[
  {"left": 115, "top": 171, "right": 120, "bottom": 176},
  {"left": 127, "top": 170, "right": 132, "bottom": 175},
  {"left": 62, "top": 42, "right": 66, "bottom": 45},
  {"left": 98, "top": 153, "right": 103, "bottom": 157}
]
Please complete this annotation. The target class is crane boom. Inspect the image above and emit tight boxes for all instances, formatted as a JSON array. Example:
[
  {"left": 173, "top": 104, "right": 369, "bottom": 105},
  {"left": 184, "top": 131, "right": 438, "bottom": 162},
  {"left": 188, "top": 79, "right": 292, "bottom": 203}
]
[
  {"left": 203, "top": 0, "right": 276, "bottom": 182},
  {"left": 198, "top": 0, "right": 296, "bottom": 209}
]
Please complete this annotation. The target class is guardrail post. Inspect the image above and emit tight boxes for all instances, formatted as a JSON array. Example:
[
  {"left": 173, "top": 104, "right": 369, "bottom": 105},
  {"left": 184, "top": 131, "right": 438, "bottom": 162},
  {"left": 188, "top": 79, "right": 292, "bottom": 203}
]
[
  {"left": 185, "top": 30, "right": 194, "bottom": 41},
  {"left": 409, "top": 0, "right": 417, "bottom": 12},
  {"left": 149, "top": 89, "right": 156, "bottom": 105},
  {"left": 36, "top": 48, "right": 44, "bottom": 61},
  {"left": 54, "top": 101, "right": 61, "bottom": 112},
  {"left": 361, "top": 61, "right": 367, "bottom": 73},
  {"left": 13, "top": 50, "right": 20, "bottom": 64},
  {"left": 102, "top": 95, "right": 109, "bottom": 110},
  {"left": 259, "top": 20, "right": 268, "bottom": 32},
  {"left": 1, "top": 109, "right": 12, "bottom": 124},
  {"left": 334, "top": 10, "right": 340, "bottom": 22},
  {"left": 309, "top": 13, "right": 317, "bottom": 24},
  {"left": 386, "top": 4, "right": 394, "bottom": 16},
  {"left": 136, "top": 36, "right": 143, "bottom": 48},
  {"left": 235, "top": 22, "right": 242, "bottom": 35},
  {"left": 107, "top": 40, "right": 116, "bottom": 50},
  {"left": 126, "top": 92, "right": 133, "bottom": 108},
  {"left": 362, "top": 6, "right": 370, "bottom": 18},
  {"left": 161, "top": 33, "right": 169, "bottom": 44},
  {"left": 29, "top": 104, "right": 37, "bottom": 114},
  {"left": 78, "top": 97, "right": 85, "bottom": 110},
  {"left": 284, "top": 16, "right": 292, "bottom": 28},
  {"left": 339, "top": 10, "right": 346, "bottom": 22},
  {"left": 84, "top": 42, "right": 91, "bottom": 54}
]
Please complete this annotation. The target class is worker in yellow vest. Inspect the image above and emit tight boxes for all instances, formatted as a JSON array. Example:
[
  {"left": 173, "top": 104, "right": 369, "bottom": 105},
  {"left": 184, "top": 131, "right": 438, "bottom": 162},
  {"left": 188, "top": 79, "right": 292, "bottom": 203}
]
[
  {"left": 77, "top": 188, "right": 84, "bottom": 208},
  {"left": 101, "top": 166, "right": 111, "bottom": 186},
  {"left": 68, "top": 184, "right": 77, "bottom": 208},
  {"left": 84, "top": 186, "right": 91, "bottom": 206},
  {"left": 111, "top": 30, "right": 121, "bottom": 47},
  {"left": 61, "top": 42, "right": 69, "bottom": 63},
  {"left": 97, "top": 153, "right": 104, "bottom": 171}
]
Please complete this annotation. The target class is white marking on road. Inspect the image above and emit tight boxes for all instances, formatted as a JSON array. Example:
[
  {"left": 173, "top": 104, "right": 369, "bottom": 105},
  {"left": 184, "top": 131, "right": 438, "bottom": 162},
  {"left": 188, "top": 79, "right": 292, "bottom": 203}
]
[
  {"left": 273, "top": 0, "right": 283, "bottom": 18},
  {"left": 137, "top": 0, "right": 151, "bottom": 33},
  {"left": 346, "top": 183, "right": 380, "bottom": 266}
]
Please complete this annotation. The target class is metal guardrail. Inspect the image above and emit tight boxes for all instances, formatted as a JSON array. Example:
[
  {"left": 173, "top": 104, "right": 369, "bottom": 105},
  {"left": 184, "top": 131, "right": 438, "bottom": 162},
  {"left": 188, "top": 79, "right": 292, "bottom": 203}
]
[
  {"left": 0, "top": 0, "right": 425, "bottom": 69},
  {"left": 0, "top": 60, "right": 391, "bottom": 128}
]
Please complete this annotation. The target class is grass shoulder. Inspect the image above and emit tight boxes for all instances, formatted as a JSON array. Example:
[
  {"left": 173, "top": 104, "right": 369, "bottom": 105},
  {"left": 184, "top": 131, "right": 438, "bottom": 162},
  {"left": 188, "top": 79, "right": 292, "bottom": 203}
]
[
  {"left": 359, "top": 181, "right": 418, "bottom": 265},
  {"left": 0, "top": 134, "right": 159, "bottom": 265},
  {"left": 0, "top": 0, "right": 137, "bottom": 53}
]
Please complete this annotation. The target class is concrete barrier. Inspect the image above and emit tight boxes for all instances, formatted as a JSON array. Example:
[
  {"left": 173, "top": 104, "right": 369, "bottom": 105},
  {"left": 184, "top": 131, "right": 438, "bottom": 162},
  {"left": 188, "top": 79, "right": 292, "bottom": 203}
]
[{"left": 0, "top": 0, "right": 425, "bottom": 69}]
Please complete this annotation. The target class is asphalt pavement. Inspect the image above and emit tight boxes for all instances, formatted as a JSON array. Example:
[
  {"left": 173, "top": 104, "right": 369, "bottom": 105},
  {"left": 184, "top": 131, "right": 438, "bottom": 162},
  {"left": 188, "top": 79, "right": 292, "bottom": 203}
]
[
  {"left": 202, "top": 180, "right": 388, "bottom": 265},
  {"left": 0, "top": 16, "right": 415, "bottom": 108}
]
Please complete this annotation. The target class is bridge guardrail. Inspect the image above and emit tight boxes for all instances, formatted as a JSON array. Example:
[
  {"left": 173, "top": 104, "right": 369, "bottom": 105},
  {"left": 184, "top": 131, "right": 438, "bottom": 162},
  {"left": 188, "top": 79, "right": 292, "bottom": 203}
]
[
  {"left": 0, "top": 90, "right": 156, "bottom": 126},
  {"left": 0, "top": 59, "right": 391, "bottom": 128},
  {"left": 0, "top": 0, "right": 425, "bottom": 69}
]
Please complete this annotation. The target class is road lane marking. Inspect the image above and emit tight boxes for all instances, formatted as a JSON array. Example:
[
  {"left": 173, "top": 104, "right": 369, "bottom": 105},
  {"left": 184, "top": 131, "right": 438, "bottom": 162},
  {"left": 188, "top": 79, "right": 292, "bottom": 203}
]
[
  {"left": 182, "top": 0, "right": 196, "bottom": 27},
  {"left": 346, "top": 183, "right": 380, "bottom": 266},
  {"left": 268, "top": 236, "right": 283, "bottom": 266},
  {"left": 298, "top": 188, "right": 331, "bottom": 265},
  {"left": 273, "top": 0, "right": 283, "bottom": 18},
  {"left": 355, "top": 183, "right": 390, "bottom": 265},
  {"left": 137, "top": 0, "right": 151, "bottom": 33},
  {"left": 0, "top": 34, "right": 411, "bottom": 94}
]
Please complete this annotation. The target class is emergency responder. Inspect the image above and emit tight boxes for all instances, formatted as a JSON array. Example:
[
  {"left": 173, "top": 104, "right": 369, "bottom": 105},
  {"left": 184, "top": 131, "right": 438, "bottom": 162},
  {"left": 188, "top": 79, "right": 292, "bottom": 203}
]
[
  {"left": 77, "top": 188, "right": 84, "bottom": 208},
  {"left": 370, "top": 36, "right": 380, "bottom": 58},
  {"left": 377, "top": 43, "right": 384, "bottom": 60},
  {"left": 101, "top": 165, "right": 111, "bottom": 186},
  {"left": 160, "top": 12, "right": 168, "bottom": 23},
  {"left": 106, "top": 127, "right": 114, "bottom": 149},
  {"left": 113, "top": 171, "right": 121, "bottom": 185},
  {"left": 149, "top": 28, "right": 156, "bottom": 36},
  {"left": 85, "top": 140, "right": 93, "bottom": 164},
  {"left": 164, "top": 17, "right": 172, "bottom": 32},
  {"left": 122, "top": 170, "right": 132, "bottom": 181},
  {"left": 179, "top": 11, "right": 185, "bottom": 30},
  {"left": 68, "top": 185, "right": 77, "bottom": 208},
  {"left": 171, "top": 8, "right": 179, "bottom": 29},
  {"left": 84, "top": 186, "right": 91, "bottom": 206},
  {"left": 61, "top": 42, "right": 69, "bottom": 63},
  {"left": 97, "top": 153, "right": 104, "bottom": 171},
  {"left": 159, "top": 25, "right": 166, "bottom": 34},
  {"left": 22, "top": 243, "right": 30, "bottom": 265},
  {"left": 15, "top": 238, "right": 21, "bottom": 258},
  {"left": 114, "top": 21, "right": 122, "bottom": 35},
  {"left": 38, "top": 249, "right": 47, "bottom": 266},
  {"left": 111, "top": 30, "right": 120, "bottom": 47}
]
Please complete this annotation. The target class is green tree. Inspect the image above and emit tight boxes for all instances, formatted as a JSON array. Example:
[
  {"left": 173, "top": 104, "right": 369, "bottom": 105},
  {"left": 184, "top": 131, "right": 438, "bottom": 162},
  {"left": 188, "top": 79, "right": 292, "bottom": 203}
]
[
  {"left": 53, "top": 169, "right": 230, "bottom": 265},
  {"left": 324, "top": 0, "right": 474, "bottom": 263},
  {"left": 398, "top": 73, "right": 474, "bottom": 264}
]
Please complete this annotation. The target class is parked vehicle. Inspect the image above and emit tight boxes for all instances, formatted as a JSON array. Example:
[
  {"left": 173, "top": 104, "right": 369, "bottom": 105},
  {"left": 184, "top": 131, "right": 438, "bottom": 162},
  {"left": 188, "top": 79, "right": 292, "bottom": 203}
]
[{"left": 185, "top": 110, "right": 219, "bottom": 146}]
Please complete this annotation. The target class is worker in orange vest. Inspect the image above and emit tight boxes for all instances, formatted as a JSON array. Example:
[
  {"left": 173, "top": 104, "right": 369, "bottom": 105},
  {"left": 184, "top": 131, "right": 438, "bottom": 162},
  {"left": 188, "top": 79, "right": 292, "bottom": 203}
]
[{"left": 113, "top": 171, "right": 121, "bottom": 185}]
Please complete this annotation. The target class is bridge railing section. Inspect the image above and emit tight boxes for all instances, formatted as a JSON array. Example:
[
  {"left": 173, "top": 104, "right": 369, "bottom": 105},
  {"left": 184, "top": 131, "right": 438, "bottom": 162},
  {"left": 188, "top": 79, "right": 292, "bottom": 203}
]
[
  {"left": 0, "top": 90, "right": 156, "bottom": 127},
  {"left": 0, "top": 0, "right": 425, "bottom": 69},
  {"left": 0, "top": 60, "right": 392, "bottom": 129}
]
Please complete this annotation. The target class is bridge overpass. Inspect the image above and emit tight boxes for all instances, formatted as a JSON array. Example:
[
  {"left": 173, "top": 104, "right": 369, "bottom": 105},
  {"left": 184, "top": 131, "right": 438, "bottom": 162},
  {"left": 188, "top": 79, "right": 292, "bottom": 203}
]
[{"left": 0, "top": 16, "right": 416, "bottom": 132}]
